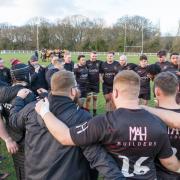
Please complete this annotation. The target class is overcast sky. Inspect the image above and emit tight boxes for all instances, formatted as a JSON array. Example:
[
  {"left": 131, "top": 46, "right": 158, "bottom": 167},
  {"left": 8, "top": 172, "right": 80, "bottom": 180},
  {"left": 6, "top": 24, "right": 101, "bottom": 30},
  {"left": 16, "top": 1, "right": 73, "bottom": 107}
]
[{"left": 0, "top": 0, "right": 179, "bottom": 35}]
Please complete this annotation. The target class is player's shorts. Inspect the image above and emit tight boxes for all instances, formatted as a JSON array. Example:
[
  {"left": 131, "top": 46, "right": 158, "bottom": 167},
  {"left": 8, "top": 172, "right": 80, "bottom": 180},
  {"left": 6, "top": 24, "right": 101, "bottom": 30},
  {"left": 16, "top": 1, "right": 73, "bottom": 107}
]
[
  {"left": 87, "top": 84, "right": 99, "bottom": 96},
  {"left": 102, "top": 84, "right": 113, "bottom": 95},
  {"left": 156, "top": 169, "right": 180, "bottom": 180},
  {"left": 139, "top": 92, "right": 150, "bottom": 100}
]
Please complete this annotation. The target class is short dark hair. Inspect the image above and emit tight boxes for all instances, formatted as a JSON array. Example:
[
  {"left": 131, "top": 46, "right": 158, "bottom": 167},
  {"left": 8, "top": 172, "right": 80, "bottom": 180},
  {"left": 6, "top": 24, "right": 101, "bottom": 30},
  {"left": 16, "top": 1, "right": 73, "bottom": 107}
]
[
  {"left": 91, "top": 51, "right": 97, "bottom": 54},
  {"left": 139, "top": 54, "right": 148, "bottom": 61},
  {"left": 77, "top": 55, "right": 85, "bottom": 61},
  {"left": 154, "top": 72, "right": 178, "bottom": 96},
  {"left": 157, "top": 50, "right": 167, "bottom": 57},
  {"left": 108, "top": 51, "right": 115, "bottom": 56},
  {"left": 147, "top": 64, "right": 161, "bottom": 76},
  {"left": 170, "top": 52, "right": 179, "bottom": 58}
]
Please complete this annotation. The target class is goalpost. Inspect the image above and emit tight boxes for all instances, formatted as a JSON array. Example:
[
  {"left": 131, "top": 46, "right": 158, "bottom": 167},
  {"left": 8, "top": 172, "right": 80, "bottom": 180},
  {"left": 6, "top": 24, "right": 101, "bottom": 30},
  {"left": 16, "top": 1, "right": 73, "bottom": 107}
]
[{"left": 123, "top": 22, "right": 144, "bottom": 54}]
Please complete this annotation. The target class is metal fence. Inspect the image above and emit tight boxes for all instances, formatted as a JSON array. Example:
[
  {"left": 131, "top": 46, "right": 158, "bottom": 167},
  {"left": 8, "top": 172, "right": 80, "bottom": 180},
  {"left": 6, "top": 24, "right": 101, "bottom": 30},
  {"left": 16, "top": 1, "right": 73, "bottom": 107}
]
[{"left": 0, "top": 50, "right": 158, "bottom": 56}]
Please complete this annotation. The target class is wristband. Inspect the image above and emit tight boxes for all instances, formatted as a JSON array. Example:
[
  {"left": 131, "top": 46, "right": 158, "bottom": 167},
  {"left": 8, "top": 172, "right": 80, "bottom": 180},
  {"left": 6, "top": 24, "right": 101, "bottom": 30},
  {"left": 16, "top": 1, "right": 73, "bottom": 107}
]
[{"left": 40, "top": 105, "right": 50, "bottom": 118}]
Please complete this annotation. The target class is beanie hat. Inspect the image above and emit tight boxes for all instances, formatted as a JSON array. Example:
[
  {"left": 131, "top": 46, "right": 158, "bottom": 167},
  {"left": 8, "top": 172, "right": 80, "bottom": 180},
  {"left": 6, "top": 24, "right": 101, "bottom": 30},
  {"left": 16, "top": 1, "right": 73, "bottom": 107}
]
[
  {"left": 30, "top": 55, "right": 38, "bottom": 62},
  {"left": 10, "top": 63, "right": 30, "bottom": 83},
  {"left": 10, "top": 58, "right": 21, "bottom": 66}
]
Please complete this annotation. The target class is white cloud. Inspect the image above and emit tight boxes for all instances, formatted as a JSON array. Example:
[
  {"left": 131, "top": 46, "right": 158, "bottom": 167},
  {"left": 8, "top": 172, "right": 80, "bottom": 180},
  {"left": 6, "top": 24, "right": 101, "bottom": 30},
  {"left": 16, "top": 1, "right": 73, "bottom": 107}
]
[{"left": 0, "top": 0, "right": 179, "bottom": 35}]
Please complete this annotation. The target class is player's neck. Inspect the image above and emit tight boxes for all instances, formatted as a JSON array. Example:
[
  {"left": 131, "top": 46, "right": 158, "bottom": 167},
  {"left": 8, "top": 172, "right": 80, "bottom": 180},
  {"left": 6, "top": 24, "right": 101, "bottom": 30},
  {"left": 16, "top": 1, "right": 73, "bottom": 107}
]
[
  {"left": 158, "top": 97, "right": 180, "bottom": 109},
  {"left": 115, "top": 98, "right": 140, "bottom": 109}
]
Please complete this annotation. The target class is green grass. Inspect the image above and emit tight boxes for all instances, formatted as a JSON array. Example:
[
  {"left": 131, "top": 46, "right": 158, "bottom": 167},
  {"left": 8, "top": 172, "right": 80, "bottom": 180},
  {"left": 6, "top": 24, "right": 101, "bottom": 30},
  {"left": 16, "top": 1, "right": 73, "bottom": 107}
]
[{"left": 0, "top": 53, "right": 157, "bottom": 179}]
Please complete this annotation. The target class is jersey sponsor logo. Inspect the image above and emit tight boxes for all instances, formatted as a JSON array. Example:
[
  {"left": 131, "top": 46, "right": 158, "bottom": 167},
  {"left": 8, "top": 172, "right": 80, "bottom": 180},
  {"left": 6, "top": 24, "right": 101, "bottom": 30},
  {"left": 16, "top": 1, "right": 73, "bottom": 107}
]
[
  {"left": 115, "top": 126, "right": 156, "bottom": 147},
  {"left": 80, "top": 74, "right": 88, "bottom": 78},
  {"left": 88, "top": 69, "right": 99, "bottom": 73},
  {"left": 168, "top": 127, "right": 180, "bottom": 140},
  {"left": 75, "top": 122, "right": 88, "bottom": 134},
  {"left": 116, "top": 141, "right": 156, "bottom": 147},
  {"left": 104, "top": 72, "right": 115, "bottom": 77},
  {"left": 129, "top": 126, "right": 147, "bottom": 141}
]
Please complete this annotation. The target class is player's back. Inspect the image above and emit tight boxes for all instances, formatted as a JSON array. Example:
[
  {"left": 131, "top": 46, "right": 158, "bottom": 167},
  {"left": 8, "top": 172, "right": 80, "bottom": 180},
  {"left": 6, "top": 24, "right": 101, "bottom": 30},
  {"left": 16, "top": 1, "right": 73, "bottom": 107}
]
[
  {"left": 103, "top": 108, "right": 173, "bottom": 180},
  {"left": 155, "top": 108, "right": 180, "bottom": 179}
]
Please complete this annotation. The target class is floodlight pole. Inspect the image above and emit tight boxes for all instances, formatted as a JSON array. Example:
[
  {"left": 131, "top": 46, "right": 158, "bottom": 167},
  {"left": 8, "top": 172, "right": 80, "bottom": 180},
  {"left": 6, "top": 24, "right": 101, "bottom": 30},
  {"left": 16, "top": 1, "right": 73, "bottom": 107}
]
[
  {"left": 141, "top": 23, "right": 144, "bottom": 54},
  {"left": 36, "top": 19, "right": 39, "bottom": 52},
  {"left": 124, "top": 21, "right": 127, "bottom": 53}
]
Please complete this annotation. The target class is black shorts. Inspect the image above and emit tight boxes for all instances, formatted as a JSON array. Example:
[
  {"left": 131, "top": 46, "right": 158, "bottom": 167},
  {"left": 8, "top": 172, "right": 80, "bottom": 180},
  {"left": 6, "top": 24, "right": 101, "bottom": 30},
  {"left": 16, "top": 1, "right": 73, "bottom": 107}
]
[
  {"left": 156, "top": 169, "right": 180, "bottom": 180},
  {"left": 139, "top": 93, "right": 150, "bottom": 100},
  {"left": 102, "top": 84, "right": 113, "bottom": 95},
  {"left": 88, "top": 84, "right": 99, "bottom": 94}
]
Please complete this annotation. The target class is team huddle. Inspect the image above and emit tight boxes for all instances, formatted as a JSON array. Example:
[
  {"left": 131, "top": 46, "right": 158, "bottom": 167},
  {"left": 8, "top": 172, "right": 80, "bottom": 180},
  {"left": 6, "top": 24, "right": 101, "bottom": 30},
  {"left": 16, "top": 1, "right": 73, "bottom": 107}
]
[{"left": 0, "top": 50, "right": 179, "bottom": 180}]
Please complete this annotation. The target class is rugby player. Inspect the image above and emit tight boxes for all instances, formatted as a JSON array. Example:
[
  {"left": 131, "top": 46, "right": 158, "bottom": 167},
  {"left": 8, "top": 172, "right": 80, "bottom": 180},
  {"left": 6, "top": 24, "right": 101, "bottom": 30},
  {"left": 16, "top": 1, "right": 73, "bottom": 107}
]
[
  {"left": 119, "top": 55, "right": 137, "bottom": 71},
  {"left": 100, "top": 52, "right": 120, "bottom": 111},
  {"left": 85, "top": 51, "right": 102, "bottom": 116},
  {"left": 156, "top": 50, "right": 171, "bottom": 71},
  {"left": 74, "top": 55, "right": 89, "bottom": 108},
  {"left": 152, "top": 72, "right": 180, "bottom": 179},
  {"left": 63, "top": 51, "right": 74, "bottom": 72},
  {"left": 135, "top": 55, "right": 150, "bottom": 105}
]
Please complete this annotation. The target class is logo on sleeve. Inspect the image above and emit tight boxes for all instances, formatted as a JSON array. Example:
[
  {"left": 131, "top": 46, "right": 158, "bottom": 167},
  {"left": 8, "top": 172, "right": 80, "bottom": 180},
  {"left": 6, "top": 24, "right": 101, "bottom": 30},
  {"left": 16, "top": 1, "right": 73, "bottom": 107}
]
[
  {"left": 76, "top": 122, "right": 88, "bottom": 134},
  {"left": 168, "top": 127, "right": 180, "bottom": 140}
]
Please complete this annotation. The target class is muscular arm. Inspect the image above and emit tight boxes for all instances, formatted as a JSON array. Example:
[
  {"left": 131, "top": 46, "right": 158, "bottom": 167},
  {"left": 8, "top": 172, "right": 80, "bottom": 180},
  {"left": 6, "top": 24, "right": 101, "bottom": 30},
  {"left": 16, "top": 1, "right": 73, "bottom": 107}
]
[
  {"left": 141, "top": 106, "right": 180, "bottom": 129},
  {"left": 160, "top": 155, "right": 180, "bottom": 173}
]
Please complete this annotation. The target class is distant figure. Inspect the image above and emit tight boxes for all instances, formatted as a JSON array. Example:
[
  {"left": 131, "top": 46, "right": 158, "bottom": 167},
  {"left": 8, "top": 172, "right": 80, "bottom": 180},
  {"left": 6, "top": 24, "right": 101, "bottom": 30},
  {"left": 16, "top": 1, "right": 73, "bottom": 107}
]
[
  {"left": 34, "top": 50, "right": 39, "bottom": 60},
  {"left": 156, "top": 50, "right": 171, "bottom": 71},
  {"left": 63, "top": 51, "right": 74, "bottom": 72},
  {"left": 0, "top": 58, "right": 11, "bottom": 85}
]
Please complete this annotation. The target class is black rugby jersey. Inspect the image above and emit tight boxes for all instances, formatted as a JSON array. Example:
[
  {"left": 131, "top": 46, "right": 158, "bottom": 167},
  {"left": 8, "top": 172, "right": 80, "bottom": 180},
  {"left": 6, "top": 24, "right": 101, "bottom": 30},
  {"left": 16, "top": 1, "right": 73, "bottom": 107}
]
[
  {"left": 100, "top": 61, "right": 120, "bottom": 86},
  {"left": 70, "top": 108, "right": 173, "bottom": 179},
  {"left": 86, "top": 60, "right": 102, "bottom": 86},
  {"left": 135, "top": 66, "right": 150, "bottom": 94},
  {"left": 155, "top": 61, "right": 171, "bottom": 72},
  {"left": 156, "top": 107, "right": 180, "bottom": 179},
  {"left": 74, "top": 64, "right": 89, "bottom": 89}
]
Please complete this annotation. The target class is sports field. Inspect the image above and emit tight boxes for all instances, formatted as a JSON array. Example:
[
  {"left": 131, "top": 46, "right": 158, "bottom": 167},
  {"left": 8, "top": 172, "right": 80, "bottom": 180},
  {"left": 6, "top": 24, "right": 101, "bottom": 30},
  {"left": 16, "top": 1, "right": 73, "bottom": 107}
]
[{"left": 0, "top": 53, "right": 157, "bottom": 180}]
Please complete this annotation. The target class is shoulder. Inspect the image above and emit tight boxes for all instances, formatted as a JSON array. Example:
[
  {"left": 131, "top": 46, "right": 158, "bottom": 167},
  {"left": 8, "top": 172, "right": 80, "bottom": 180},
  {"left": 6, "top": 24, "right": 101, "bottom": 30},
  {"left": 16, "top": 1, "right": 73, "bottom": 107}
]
[
  {"left": 77, "top": 108, "right": 92, "bottom": 122},
  {"left": 21, "top": 101, "right": 36, "bottom": 114}
]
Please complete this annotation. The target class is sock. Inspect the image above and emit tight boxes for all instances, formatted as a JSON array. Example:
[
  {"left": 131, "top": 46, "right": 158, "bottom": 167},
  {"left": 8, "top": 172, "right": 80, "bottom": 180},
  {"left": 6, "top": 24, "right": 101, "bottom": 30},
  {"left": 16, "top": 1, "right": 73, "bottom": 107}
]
[
  {"left": 84, "top": 108, "right": 90, "bottom": 112},
  {"left": 93, "top": 109, "right": 97, "bottom": 116}
]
